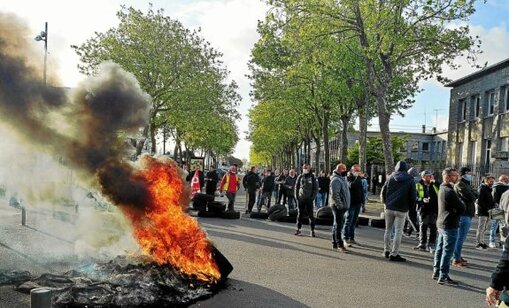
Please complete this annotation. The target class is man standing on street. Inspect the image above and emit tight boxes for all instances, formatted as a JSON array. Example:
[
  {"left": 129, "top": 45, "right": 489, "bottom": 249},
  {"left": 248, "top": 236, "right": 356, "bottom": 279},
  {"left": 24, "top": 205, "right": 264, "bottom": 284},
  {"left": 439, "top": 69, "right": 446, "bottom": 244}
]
[
  {"left": 344, "top": 164, "right": 365, "bottom": 246},
  {"left": 414, "top": 170, "right": 439, "bottom": 253},
  {"left": 433, "top": 167, "right": 464, "bottom": 285},
  {"left": 205, "top": 165, "right": 219, "bottom": 196},
  {"left": 219, "top": 164, "right": 240, "bottom": 211},
  {"left": 476, "top": 174, "right": 496, "bottom": 250},
  {"left": 294, "top": 164, "right": 318, "bottom": 237},
  {"left": 491, "top": 174, "right": 509, "bottom": 248},
  {"left": 381, "top": 161, "right": 417, "bottom": 262},
  {"left": 243, "top": 166, "right": 261, "bottom": 214},
  {"left": 330, "top": 163, "right": 350, "bottom": 253},
  {"left": 453, "top": 167, "right": 477, "bottom": 267},
  {"left": 486, "top": 231, "right": 509, "bottom": 306}
]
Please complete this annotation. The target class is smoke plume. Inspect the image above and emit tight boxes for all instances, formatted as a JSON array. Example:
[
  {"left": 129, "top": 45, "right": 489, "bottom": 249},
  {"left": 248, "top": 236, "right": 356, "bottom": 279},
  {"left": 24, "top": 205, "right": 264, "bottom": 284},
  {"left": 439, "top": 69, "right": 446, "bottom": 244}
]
[{"left": 0, "top": 12, "right": 151, "bottom": 211}]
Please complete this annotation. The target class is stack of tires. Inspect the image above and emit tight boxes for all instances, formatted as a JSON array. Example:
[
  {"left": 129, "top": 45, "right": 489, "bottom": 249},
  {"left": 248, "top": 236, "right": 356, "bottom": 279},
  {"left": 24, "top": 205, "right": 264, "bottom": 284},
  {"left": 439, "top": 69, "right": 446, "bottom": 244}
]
[
  {"left": 315, "top": 206, "right": 334, "bottom": 226},
  {"left": 267, "top": 204, "right": 287, "bottom": 221}
]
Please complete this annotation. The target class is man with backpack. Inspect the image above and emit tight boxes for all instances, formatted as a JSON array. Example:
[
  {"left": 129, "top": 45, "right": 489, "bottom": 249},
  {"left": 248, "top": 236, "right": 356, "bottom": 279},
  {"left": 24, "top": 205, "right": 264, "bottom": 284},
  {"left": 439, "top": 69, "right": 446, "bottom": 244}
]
[{"left": 294, "top": 164, "right": 318, "bottom": 237}]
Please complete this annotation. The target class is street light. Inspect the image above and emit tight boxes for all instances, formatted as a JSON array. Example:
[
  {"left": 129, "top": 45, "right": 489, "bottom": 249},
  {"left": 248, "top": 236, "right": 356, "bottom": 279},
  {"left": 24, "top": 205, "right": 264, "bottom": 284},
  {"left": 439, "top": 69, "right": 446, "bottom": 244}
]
[{"left": 34, "top": 22, "right": 48, "bottom": 85}]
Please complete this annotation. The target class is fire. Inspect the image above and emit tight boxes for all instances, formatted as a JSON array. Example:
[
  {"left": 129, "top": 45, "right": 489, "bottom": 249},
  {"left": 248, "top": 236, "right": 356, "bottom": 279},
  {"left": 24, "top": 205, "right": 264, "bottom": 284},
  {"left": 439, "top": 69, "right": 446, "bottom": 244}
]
[{"left": 121, "top": 155, "right": 220, "bottom": 283}]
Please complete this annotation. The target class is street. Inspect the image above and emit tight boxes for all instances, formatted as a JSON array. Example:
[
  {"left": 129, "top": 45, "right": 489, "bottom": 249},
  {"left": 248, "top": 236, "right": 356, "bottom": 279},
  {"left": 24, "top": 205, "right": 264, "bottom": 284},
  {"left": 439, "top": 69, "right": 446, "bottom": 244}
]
[{"left": 0, "top": 194, "right": 501, "bottom": 308}]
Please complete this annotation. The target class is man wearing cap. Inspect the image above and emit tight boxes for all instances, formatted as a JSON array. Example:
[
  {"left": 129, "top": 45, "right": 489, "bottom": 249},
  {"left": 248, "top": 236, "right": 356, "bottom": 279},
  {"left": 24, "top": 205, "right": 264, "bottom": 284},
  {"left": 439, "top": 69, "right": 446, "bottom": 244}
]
[
  {"left": 453, "top": 167, "right": 478, "bottom": 267},
  {"left": 414, "top": 170, "right": 439, "bottom": 252}
]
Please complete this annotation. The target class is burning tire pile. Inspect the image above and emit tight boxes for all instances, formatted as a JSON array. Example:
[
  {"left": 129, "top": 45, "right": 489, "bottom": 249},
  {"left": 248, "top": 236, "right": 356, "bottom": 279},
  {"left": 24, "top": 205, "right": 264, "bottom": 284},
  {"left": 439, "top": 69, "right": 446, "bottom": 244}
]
[{"left": 2, "top": 250, "right": 232, "bottom": 307}]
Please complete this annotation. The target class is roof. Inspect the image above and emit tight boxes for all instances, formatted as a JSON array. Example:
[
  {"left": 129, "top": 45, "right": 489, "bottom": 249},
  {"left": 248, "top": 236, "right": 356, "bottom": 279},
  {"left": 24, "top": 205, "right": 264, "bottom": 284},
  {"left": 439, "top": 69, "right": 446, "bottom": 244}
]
[{"left": 445, "top": 58, "right": 509, "bottom": 88}]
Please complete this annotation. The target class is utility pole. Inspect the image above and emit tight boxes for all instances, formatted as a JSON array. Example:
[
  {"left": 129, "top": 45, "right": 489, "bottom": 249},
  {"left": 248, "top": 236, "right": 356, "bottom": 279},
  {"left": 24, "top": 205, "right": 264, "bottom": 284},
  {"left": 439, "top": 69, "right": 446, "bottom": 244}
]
[
  {"left": 34, "top": 22, "right": 48, "bottom": 85},
  {"left": 433, "top": 108, "right": 446, "bottom": 129}
]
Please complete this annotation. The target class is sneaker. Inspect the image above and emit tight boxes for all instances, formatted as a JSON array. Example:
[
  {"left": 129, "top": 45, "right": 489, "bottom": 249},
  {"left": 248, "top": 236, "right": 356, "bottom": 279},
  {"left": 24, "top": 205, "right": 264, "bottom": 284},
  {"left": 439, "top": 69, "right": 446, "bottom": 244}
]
[
  {"left": 460, "top": 257, "right": 468, "bottom": 264},
  {"left": 294, "top": 230, "right": 301, "bottom": 236},
  {"left": 389, "top": 255, "right": 407, "bottom": 262},
  {"left": 414, "top": 245, "right": 426, "bottom": 251},
  {"left": 482, "top": 243, "right": 489, "bottom": 249},
  {"left": 383, "top": 251, "right": 390, "bottom": 259},
  {"left": 437, "top": 276, "right": 458, "bottom": 286},
  {"left": 489, "top": 242, "right": 497, "bottom": 249},
  {"left": 476, "top": 243, "right": 487, "bottom": 250},
  {"left": 432, "top": 270, "right": 439, "bottom": 280},
  {"left": 339, "top": 247, "right": 348, "bottom": 253},
  {"left": 311, "top": 230, "right": 316, "bottom": 238},
  {"left": 452, "top": 260, "right": 465, "bottom": 268},
  {"left": 345, "top": 239, "right": 353, "bottom": 247},
  {"left": 350, "top": 239, "right": 360, "bottom": 246}
]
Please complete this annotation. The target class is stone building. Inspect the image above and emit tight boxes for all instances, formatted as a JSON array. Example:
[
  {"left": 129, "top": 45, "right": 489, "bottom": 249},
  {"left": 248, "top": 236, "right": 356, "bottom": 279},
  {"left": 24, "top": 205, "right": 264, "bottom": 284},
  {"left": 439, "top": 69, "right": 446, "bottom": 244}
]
[{"left": 446, "top": 58, "right": 509, "bottom": 178}]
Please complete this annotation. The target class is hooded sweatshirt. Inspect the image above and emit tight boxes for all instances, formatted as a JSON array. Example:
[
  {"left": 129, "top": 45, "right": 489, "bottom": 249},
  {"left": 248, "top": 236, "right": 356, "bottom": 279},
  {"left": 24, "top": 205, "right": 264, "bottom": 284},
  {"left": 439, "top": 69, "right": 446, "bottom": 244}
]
[{"left": 381, "top": 161, "right": 417, "bottom": 212}]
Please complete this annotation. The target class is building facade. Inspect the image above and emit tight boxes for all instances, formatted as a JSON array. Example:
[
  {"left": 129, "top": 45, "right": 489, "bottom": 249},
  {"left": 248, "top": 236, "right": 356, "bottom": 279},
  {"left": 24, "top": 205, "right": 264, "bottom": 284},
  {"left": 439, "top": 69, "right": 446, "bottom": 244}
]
[{"left": 446, "top": 58, "right": 509, "bottom": 178}]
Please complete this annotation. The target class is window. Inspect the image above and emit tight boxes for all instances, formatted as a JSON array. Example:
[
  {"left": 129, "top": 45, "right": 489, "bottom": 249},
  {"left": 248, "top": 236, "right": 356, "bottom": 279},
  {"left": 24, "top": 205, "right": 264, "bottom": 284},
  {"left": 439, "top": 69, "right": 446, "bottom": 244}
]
[
  {"left": 485, "top": 139, "right": 492, "bottom": 166},
  {"left": 505, "top": 87, "right": 509, "bottom": 113},
  {"left": 470, "top": 141, "right": 477, "bottom": 169},
  {"left": 459, "top": 99, "right": 467, "bottom": 121},
  {"left": 458, "top": 142, "right": 463, "bottom": 165},
  {"left": 472, "top": 95, "right": 480, "bottom": 118},
  {"left": 422, "top": 142, "right": 429, "bottom": 151},
  {"left": 487, "top": 91, "right": 495, "bottom": 116},
  {"left": 501, "top": 137, "right": 509, "bottom": 152}
]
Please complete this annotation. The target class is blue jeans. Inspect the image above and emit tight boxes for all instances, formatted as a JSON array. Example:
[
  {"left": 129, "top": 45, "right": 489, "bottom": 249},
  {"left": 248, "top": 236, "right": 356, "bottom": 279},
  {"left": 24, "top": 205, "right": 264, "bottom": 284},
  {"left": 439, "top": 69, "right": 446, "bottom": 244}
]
[
  {"left": 315, "top": 192, "right": 328, "bottom": 209},
  {"left": 453, "top": 215, "right": 472, "bottom": 261},
  {"left": 343, "top": 203, "right": 362, "bottom": 240},
  {"left": 331, "top": 206, "right": 347, "bottom": 248},
  {"left": 434, "top": 228, "right": 459, "bottom": 279},
  {"left": 490, "top": 220, "right": 499, "bottom": 244}
]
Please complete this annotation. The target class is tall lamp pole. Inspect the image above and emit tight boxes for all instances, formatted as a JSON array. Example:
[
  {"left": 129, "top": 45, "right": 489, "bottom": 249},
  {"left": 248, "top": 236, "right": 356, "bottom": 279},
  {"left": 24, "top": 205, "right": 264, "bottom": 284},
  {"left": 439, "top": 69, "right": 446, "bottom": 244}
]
[{"left": 34, "top": 22, "right": 48, "bottom": 85}]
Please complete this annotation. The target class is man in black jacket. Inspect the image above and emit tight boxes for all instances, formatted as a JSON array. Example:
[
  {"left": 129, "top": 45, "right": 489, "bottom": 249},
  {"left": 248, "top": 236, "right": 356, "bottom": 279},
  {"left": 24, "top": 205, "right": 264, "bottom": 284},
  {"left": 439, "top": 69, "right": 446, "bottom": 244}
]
[
  {"left": 259, "top": 169, "right": 275, "bottom": 212},
  {"left": 276, "top": 169, "right": 288, "bottom": 205},
  {"left": 433, "top": 167, "right": 464, "bottom": 286},
  {"left": 476, "top": 175, "right": 496, "bottom": 249},
  {"left": 344, "top": 164, "right": 365, "bottom": 246},
  {"left": 243, "top": 166, "right": 261, "bottom": 214},
  {"left": 294, "top": 164, "right": 318, "bottom": 237},
  {"left": 414, "top": 170, "right": 439, "bottom": 252},
  {"left": 381, "top": 161, "right": 417, "bottom": 262},
  {"left": 205, "top": 166, "right": 219, "bottom": 196},
  {"left": 453, "top": 167, "right": 478, "bottom": 267}
]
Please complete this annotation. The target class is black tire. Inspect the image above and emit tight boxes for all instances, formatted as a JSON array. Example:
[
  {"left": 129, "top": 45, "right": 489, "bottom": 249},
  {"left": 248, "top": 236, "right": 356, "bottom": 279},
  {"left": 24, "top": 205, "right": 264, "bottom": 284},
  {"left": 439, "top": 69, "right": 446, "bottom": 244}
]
[
  {"left": 268, "top": 207, "right": 288, "bottom": 221},
  {"left": 193, "top": 193, "right": 214, "bottom": 203},
  {"left": 315, "top": 217, "right": 333, "bottom": 226},
  {"left": 267, "top": 204, "right": 285, "bottom": 215},
  {"left": 220, "top": 210, "right": 240, "bottom": 219},
  {"left": 197, "top": 210, "right": 218, "bottom": 218},
  {"left": 316, "top": 206, "right": 333, "bottom": 219},
  {"left": 288, "top": 209, "right": 298, "bottom": 217},
  {"left": 249, "top": 212, "right": 269, "bottom": 219},
  {"left": 208, "top": 201, "right": 226, "bottom": 213},
  {"left": 370, "top": 218, "right": 385, "bottom": 229},
  {"left": 278, "top": 215, "right": 297, "bottom": 223},
  {"left": 192, "top": 199, "right": 207, "bottom": 212},
  {"left": 357, "top": 216, "right": 369, "bottom": 226}
]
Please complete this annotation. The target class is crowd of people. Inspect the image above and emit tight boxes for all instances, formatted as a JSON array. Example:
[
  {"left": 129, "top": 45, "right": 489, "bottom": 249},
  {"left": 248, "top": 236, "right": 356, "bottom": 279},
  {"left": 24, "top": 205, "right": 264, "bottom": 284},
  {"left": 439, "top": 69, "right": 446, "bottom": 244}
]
[{"left": 182, "top": 161, "right": 509, "bottom": 306}]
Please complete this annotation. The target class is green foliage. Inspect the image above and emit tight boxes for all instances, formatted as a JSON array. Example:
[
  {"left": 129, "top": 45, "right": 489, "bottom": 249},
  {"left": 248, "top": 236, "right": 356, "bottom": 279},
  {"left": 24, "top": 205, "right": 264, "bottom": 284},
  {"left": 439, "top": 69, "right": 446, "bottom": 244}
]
[
  {"left": 72, "top": 5, "right": 240, "bottom": 156},
  {"left": 347, "top": 136, "right": 408, "bottom": 167}
]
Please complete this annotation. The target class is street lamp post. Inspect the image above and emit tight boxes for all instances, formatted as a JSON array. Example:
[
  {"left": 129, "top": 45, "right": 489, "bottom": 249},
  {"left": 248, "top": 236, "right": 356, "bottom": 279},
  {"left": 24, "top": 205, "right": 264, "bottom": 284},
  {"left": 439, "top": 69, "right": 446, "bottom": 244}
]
[{"left": 34, "top": 22, "right": 48, "bottom": 85}]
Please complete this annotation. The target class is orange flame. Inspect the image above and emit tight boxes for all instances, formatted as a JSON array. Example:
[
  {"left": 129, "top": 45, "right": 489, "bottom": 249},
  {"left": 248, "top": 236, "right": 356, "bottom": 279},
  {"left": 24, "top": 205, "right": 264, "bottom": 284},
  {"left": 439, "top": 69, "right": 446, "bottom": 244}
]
[{"left": 121, "top": 155, "right": 220, "bottom": 282}]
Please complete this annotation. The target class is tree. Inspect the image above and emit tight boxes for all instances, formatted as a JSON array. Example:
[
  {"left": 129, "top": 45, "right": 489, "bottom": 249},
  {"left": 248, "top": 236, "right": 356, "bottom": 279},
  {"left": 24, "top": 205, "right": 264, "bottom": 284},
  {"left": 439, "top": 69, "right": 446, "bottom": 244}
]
[
  {"left": 268, "top": 0, "right": 481, "bottom": 173},
  {"left": 347, "top": 136, "right": 407, "bottom": 169},
  {"left": 73, "top": 5, "right": 240, "bottom": 158}
]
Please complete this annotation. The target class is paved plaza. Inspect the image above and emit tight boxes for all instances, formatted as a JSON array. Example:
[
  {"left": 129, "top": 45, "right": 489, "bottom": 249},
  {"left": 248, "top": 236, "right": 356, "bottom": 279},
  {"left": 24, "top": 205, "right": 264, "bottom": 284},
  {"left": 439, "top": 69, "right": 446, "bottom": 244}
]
[{"left": 0, "top": 193, "right": 501, "bottom": 307}]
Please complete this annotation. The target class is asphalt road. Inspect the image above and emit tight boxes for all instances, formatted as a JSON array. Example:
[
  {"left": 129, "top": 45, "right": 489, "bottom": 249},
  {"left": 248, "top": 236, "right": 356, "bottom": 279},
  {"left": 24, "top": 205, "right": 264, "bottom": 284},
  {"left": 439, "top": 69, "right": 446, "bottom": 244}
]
[{"left": 0, "top": 194, "right": 502, "bottom": 308}]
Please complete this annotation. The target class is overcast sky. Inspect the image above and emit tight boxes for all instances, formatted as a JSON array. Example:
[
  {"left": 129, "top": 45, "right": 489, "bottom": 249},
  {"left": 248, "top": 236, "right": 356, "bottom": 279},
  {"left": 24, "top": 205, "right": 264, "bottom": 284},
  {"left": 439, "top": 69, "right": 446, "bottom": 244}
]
[{"left": 0, "top": 0, "right": 508, "bottom": 161}]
